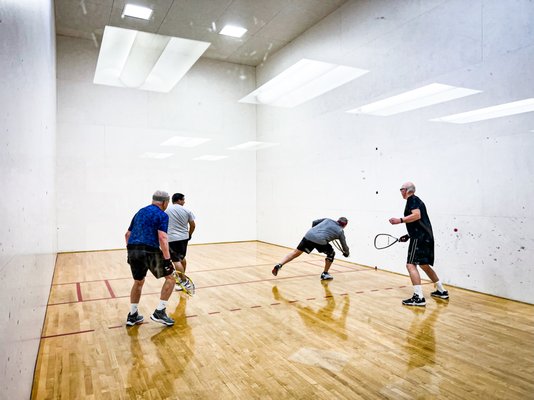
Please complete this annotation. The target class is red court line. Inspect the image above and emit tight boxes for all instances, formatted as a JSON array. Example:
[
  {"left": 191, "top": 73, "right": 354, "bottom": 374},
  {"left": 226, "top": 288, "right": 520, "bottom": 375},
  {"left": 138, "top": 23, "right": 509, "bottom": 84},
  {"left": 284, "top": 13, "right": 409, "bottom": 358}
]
[
  {"left": 76, "top": 283, "right": 82, "bottom": 302},
  {"left": 42, "top": 329, "right": 94, "bottom": 339},
  {"left": 44, "top": 282, "right": 428, "bottom": 337},
  {"left": 105, "top": 280, "right": 116, "bottom": 298}
]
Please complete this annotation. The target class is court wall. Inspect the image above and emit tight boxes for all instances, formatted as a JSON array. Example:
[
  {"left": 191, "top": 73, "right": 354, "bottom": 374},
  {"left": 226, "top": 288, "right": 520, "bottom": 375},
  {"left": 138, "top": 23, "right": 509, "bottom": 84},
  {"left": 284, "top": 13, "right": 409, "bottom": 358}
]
[
  {"left": 0, "top": 1, "right": 57, "bottom": 398},
  {"left": 56, "top": 36, "right": 257, "bottom": 252},
  {"left": 255, "top": 0, "right": 534, "bottom": 304}
]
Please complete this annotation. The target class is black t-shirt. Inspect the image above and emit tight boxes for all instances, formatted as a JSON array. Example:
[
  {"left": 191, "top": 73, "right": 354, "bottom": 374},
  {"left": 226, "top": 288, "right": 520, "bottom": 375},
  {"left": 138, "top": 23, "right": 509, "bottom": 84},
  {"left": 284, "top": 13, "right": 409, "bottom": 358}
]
[{"left": 404, "top": 195, "right": 433, "bottom": 241}]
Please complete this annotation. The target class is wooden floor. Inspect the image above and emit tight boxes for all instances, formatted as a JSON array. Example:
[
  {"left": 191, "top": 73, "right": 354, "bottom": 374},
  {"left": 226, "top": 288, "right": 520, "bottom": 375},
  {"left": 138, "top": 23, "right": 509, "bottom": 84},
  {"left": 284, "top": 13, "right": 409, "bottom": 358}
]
[{"left": 32, "top": 241, "right": 534, "bottom": 399}]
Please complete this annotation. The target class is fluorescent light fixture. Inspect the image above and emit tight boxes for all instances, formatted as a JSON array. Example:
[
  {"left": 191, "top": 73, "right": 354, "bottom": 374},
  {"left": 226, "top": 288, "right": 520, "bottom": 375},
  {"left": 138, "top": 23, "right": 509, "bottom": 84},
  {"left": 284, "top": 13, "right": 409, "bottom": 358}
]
[
  {"left": 346, "top": 83, "right": 482, "bottom": 116},
  {"left": 239, "top": 59, "right": 368, "bottom": 108},
  {"left": 160, "top": 136, "right": 211, "bottom": 147},
  {"left": 94, "top": 26, "right": 210, "bottom": 92},
  {"left": 228, "top": 141, "right": 279, "bottom": 151},
  {"left": 431, "top": 98, "right": 534, "bottom": 124},
  {"left": 140, "top": 152, "right": 173, "bottom": 159},
  {"left": 122, "top": 4, "right": 153, "bottom": 20},
  {"left": 219, "top": 25, "right": 247, "bottom": 38},
  {"left": 194, "top": 155, "right": 228, "bottom": 161}
]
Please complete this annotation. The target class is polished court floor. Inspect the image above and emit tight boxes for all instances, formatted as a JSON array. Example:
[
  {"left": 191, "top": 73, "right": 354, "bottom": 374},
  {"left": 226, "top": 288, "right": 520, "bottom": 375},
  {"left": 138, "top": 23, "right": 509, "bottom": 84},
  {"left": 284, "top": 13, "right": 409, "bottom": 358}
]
[{"left": 32, "top": 242, "right": 534, "bottom": 399}]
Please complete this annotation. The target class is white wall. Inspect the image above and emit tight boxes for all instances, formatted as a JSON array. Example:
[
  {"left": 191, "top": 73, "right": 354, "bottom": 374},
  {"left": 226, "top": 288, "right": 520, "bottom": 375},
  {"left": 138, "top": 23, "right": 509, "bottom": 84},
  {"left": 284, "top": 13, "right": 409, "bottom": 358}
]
[
  {"left": 256, "top": 0, "right": 534, "bottom": 304},
  {"left": 56, "top": 36, "right": 257, "bottom": 251},
  {"left": 0, "top": 0, "right": 57, "bottom": 398}
]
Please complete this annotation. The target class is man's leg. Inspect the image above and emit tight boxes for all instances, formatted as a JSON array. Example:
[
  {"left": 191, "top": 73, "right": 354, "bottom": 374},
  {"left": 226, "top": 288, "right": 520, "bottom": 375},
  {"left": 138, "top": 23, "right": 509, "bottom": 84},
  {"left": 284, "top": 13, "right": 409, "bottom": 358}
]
[
  {"left": 151, "top": 274, "right": 177, "bottom": 326},
  {"left": 160, "top": 274, "right": 175, "bottom": 301},
  {"left": 419, "top": 264, "right": 438, "bottom": 283},
  {"left": 420, "top": 264, "right": 448, "bottom": 298},
  {"left": 127, "top": 278, "right": 145, "bottom": 326},
  {"left": 279, "top": 249, "right": 304, "bottom": 265},
  {"left": 323, "top": 258, "right": 333, "bottom": 273},
  {"left": 402, "top": 263, "right": 426, "bottom": 306},
  {"left": 272, "top": 249, "right": 303, "bottom": 276},
  {"left": 130, "top": 279, "right": 145, "bottom": 304},
  {"left": 407, "top": 263, "right": 421, "bottom": 285}
]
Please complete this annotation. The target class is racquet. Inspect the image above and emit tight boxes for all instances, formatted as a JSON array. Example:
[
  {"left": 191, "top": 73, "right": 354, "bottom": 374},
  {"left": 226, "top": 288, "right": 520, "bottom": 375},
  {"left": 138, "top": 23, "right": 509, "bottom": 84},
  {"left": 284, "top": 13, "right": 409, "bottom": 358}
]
[
  {"left": 374, "top": 234, "right": 400, "bottom": 250},
  {"left": 174, "top": 273, "right": 196, "bottom": 296},
  {"left": 332, "top": 239, "right": 344, "bottom": 252}
]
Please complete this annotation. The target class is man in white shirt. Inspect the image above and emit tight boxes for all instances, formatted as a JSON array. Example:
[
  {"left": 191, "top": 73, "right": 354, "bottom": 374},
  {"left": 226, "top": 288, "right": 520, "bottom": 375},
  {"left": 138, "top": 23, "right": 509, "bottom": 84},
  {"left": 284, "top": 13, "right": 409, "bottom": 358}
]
[{"left": 165, "top": 193, "right": 196, "bottom": 290}]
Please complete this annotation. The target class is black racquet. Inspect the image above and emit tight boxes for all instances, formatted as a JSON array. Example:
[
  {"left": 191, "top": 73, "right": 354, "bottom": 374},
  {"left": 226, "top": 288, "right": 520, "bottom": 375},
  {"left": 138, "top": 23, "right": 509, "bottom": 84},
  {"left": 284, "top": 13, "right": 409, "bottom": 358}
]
[{"left": 374, "top": 234, "right": 400, "bottom": 249}]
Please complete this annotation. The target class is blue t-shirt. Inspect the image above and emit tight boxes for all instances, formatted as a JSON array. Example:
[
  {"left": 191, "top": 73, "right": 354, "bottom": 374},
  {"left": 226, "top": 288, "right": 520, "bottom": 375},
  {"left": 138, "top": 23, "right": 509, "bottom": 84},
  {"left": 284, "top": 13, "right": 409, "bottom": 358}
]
[{"left": 127, "top": 204, "right": 169, "bottom": 248}]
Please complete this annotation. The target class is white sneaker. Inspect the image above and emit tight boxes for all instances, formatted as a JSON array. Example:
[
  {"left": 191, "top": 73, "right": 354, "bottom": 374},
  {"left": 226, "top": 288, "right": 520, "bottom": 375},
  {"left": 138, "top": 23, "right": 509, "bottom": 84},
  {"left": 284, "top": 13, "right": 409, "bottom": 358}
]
[
  {"left": 175, "top": 283, "right": 183, "bottom": 291},
  {"left": 320, "top": 272, "right": 333, "bottom": 280}
]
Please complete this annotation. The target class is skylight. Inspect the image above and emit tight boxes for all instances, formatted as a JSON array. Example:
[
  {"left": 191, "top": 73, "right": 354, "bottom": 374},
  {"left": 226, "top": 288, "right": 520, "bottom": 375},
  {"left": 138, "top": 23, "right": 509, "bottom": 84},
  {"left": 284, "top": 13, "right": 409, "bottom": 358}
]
[
  {"left": 346, "top": 83, "right": 482, "bottom": 116},
  {"left": 239, "top": 59, "right": 368, "bottom": 108}
]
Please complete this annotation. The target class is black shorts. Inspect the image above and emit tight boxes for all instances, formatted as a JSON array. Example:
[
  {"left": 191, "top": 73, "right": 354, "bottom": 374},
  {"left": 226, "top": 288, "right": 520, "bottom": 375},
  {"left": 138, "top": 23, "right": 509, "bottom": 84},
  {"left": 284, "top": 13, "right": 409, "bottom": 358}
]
[
  {"left": 169, "top": 239, "right": 189, "bottom": 262},
  {"left": 407, "top": 238, "right": 434, "bottom": 266},
  {"left": 127, "top": 244, "right": 173, "bottom": 280},
  {"left": 297, "top": 237, "right": 334, "bottom": 256}
]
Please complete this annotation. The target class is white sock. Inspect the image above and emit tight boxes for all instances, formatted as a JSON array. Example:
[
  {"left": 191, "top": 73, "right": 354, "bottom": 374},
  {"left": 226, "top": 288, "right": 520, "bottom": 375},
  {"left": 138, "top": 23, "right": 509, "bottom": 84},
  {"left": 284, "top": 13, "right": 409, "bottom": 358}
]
[
  {"left": 130, "top": 304, "right": 138, "bottom": 314},
  {"left": 435, "top": 280, "right": 445, "bottom": 292},
  {"left": 413, "top": 285, "right": 423, "bottom": 298},
  {"left": 156, "top": 300, "right": 168, "bottom": 311}
]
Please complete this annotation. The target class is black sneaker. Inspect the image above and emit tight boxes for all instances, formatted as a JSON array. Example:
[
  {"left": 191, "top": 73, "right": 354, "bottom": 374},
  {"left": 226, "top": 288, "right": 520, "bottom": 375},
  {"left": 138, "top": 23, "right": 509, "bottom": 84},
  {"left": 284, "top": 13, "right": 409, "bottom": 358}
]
[
  {"left": 431, "top": 290, "right": 449, "bottom": 299},
  {"left": 126, "top": 311, "right": 144, "bottom": 326},
  {"left": 150, "top": 308, "right": 175, "bottom": 326},
  {"left": 402, "top": 294, "right": 426, "bottom": 306},
  {"left": 320, "top": 272, "right": 333, "bottom": 280},
  {"left": 272, "top": 264, "right": 282, "bottom": 276}
]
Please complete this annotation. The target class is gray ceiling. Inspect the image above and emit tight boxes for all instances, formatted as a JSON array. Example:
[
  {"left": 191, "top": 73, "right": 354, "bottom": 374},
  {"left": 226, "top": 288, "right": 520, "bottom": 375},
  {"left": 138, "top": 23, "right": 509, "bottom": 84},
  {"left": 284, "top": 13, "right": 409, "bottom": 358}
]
[{"left": 55, "top": 0, "right": 349, "bottom": 67}]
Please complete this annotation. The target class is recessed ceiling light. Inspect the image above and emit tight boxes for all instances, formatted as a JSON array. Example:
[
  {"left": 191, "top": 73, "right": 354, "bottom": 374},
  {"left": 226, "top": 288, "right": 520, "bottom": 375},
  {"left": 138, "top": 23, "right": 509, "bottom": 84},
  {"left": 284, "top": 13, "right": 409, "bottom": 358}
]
[
  {"left": 94, "top": 26, "right": 210, "bottom": 92},
  {"left": 239, "top": 59, "right": 368, "bottom": 108},
  {"left": 194, "top": 155, "right": 228, "bottom": 161},
  {"left": 160, "top": 136, "right": 211, "bottom": 147},
  {"left": 346, "top": 83, "right": 482, "bottom": 116},
  {"left": 122, "top": 4, "right": 153, "bottom": 20},
  {"left": 140, "top": 152, "right": 173, "bottom": 159},
  {"left": 228, "top": 141, "right": 278, "bottom": 150},
  {"left": 430, "top": 98, "right": 534, "bottom": 124},
  {"left": 219, "top": 25, "right": 247, "bottom": 38}
]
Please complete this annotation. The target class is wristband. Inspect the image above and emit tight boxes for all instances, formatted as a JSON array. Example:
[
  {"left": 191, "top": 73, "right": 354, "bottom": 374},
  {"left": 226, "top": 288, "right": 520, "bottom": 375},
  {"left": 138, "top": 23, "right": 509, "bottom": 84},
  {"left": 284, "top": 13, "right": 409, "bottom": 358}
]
[{"left": 400, "top": 218, "right": 404, "bottom": 223}]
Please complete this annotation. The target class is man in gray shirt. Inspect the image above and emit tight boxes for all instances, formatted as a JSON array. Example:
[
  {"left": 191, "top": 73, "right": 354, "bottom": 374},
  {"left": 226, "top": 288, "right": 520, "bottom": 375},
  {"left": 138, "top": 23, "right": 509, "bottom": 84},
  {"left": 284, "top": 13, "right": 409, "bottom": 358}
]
[
  {"left": 272, "top": 217, "right": 350, "bottom": 280},
  {"left": 165, "top": 193, "right": 196, "bottom": 291}
]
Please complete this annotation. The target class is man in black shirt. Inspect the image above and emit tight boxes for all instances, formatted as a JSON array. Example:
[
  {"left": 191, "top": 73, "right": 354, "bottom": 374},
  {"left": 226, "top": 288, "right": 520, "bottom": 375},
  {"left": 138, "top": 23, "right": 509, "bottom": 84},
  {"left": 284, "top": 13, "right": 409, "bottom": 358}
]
[{"left": 389, "top": 182, "right": 449, "bottom": 306}]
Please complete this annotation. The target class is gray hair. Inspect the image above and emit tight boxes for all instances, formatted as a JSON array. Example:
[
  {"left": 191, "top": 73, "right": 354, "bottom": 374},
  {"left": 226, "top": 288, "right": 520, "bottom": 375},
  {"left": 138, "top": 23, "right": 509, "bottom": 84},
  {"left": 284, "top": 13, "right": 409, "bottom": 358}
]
[
  {"left": 405, "top": 183, "right": 416, "bottom": 193},
  {"left": 152, "top": 190, "right": 170, "bottom": 202}
]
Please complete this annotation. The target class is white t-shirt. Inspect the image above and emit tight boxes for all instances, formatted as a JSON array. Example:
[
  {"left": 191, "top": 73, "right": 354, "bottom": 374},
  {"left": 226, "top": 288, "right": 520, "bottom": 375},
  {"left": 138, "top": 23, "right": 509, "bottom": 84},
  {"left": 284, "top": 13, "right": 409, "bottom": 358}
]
[{"left": 165, "top": 204, "right": 195, "bottom": 242}]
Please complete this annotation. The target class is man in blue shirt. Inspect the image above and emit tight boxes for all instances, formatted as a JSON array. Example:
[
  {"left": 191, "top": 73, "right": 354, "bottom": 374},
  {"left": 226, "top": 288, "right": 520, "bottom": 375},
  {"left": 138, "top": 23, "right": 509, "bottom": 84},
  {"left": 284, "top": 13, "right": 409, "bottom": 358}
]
[{"left": 125, "top": 190, "right": 176, "bottom": 326}]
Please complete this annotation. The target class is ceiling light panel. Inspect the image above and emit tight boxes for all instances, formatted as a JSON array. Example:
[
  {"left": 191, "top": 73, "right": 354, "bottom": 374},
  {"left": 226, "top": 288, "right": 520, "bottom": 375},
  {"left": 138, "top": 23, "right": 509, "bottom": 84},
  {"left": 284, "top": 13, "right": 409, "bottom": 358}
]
[
  {"left": 430, "top": 98, "right": 534, "bottom": 124},
  {"left": 228, "top": 141, "right": 279, "bottom": 150},
  {"left": 94, "top": 26, "right": 210, "bottom": 93},
  {"left": 122, "top": 4, "right": 153, "bottom": 20},
  {"left": 194, "top": 155, "right": 228, "bottom": 161},
  {"left": 346, "top": 83, "right": 482, "bottom": 116},
  {"left": 140, "top": 152, "right": 173, "bottom": 159},
  {"left": 239, "top": 59, "right": 368, "bottom": 108},
  {"left": 219, "top": 25, "right": 248, "bottom": 38},
  {"left": 160, "top": 136, "right": 211, "bottom": 147}
]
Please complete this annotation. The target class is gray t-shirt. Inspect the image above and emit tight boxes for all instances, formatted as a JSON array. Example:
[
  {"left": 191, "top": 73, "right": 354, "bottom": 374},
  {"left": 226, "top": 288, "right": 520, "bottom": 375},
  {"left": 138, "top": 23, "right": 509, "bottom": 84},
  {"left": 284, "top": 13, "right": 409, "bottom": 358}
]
[
  {"left": 304, "top": 218, "right": 349, "bottom": 253},
  {"left": 165, "top": 204, "right": 195, "bottom": 242}
]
